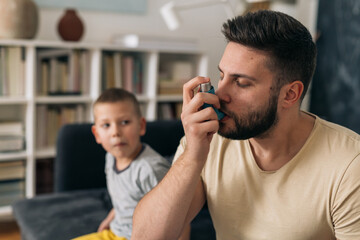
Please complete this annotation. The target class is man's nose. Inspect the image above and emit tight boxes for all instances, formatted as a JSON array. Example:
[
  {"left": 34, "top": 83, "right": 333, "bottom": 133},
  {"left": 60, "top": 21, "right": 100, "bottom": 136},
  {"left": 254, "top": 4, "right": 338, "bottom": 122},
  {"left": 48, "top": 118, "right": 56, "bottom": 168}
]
[{"left": 216, "top": 78, "right": 231, "bottom": 103}]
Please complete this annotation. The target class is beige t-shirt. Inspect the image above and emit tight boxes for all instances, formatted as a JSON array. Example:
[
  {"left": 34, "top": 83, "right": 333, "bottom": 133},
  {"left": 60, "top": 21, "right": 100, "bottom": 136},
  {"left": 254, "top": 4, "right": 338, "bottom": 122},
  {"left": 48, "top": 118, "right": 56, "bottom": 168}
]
[{"left": 175, "top": 115, "right": 360, "bottom": 240}]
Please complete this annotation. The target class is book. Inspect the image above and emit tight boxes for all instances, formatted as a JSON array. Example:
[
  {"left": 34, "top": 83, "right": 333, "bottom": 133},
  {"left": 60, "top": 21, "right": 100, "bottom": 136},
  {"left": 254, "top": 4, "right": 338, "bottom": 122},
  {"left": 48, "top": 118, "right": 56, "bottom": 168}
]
[
  {"left": 0, "top": 179, "right": 25, "bottom": 194},
  {"left": 158, "top": 80, "right": 183, "bottom": 95},
  {"left": 158, "top": 103, "right": 175, "bottom": 120},
  {"left": 0, "top": 135, "right": 24, "bottom": 152},
  {"left": 0, "top": 121, "right": 23, "bottom": 136},
  {"left": 0, "top": 161, "right": 25, "bottom": 181},
  {"left": 122, "top": 55, "right": 134, "bottom": 92},
  {"left": 0, "top": 179, "right": 25, "bottom": 206},
  {"left": 0, "top": 47, "right": 25, "bottom": 96},
  {"left": 80, "top": 50, "right": 90, "bottom": 94},
  {"left": 0, "top": 47, "right": 4, "bottom": 96},
  {"left": 0, "top": 121, "right": 24, "bottom": 152},
  {"left": 0, "top": 189, "right": 24, "bottom": 206},
  {"left": 113, "top": 52, "right": 122, "bottom": 88},
  {"left": 171, "top": 61, "right": 193, "bottom": 83},
  {"left": 39, "top": 61, "right": 50, "bottom": 95},
  {"left": 133, "top": 57, "right": 143, "bottom": 94},
  {"left": 104, "top": 53, "right": 115, "bottom": 89}
]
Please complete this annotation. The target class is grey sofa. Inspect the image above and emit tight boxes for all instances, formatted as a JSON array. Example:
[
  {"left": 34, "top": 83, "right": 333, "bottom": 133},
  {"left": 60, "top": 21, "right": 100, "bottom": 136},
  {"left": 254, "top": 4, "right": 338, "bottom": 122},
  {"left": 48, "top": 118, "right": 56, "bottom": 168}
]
[{"left": 12, "top": 120, "right": 215, "bottom": 240}]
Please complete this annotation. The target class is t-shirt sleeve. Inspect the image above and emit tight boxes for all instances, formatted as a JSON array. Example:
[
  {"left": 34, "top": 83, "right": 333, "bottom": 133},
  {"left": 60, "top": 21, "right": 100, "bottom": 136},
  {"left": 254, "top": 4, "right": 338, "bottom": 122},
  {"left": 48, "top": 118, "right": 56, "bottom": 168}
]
[
  {"left": 104, "top": 152, "right": 113, "bottom": 175},
  {"left": 172, "top": 136, "right": 186, "bottom": 165},
  {"left": 333, "top": 154, "right": 360, "bottom": 239},
  {"left": 139, "top": 158, "right": 170, "bottom": 194}
]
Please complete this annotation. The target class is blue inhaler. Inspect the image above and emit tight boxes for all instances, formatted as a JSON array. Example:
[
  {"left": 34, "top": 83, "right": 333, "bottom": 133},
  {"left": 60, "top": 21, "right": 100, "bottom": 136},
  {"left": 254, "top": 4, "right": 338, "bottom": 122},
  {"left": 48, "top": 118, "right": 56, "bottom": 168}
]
[{"left": 200, "top": 82, "right": 225, "bottom": 120}]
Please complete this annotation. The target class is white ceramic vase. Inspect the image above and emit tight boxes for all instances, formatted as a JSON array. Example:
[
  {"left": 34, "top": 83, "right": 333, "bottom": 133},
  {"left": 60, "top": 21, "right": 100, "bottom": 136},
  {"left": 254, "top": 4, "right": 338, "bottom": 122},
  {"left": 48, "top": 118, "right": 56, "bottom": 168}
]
[{"left": 0, "top": 0, "right": 39, "bottom": 39}]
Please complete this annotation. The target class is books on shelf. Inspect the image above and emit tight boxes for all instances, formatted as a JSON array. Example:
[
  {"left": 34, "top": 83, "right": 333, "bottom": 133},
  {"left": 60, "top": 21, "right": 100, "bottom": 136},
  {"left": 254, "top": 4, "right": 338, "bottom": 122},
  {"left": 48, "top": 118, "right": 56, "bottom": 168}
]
[
  {"left": 0, "top": 46, "right": 25, "bottom": 97},
  {"left": 0, "top": 160, "right": 26, "bottom": 206},
  {"left": 157, "top": 102, "right": 182, "bottom": 120},
  {"left": 36, "top": 104, "right": 85, "bottom": 149},
  {"left": 102, "top": 52, "right": 143, "bottom": 94},
  {"left": 0, "top": 161, "right": 25, "bottom": 181},
  {"left": 158, "top": 60, "right": 194, "bottom": 95},
  {"left": 37, "top": 49, "right": 90, "bottom": 96},
  {"left": 0, "top": 121, "right": 24, "bottom": 152},
  {"left": 0, "top": 178, "right": 25, "bottom": 207}
]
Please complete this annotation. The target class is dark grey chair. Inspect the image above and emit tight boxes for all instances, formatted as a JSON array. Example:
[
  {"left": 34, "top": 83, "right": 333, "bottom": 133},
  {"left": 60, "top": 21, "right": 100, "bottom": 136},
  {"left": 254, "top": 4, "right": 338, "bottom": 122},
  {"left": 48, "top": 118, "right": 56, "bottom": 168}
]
[{"left": 12, "top": 120, "right": 215, "bottom": 240}]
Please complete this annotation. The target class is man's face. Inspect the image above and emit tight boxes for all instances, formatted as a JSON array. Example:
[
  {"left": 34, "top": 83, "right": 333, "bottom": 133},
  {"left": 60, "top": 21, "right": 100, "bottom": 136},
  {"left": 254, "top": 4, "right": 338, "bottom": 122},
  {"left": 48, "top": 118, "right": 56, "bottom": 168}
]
[{"left": 216, "top": 42, "right": 280, "bottom": 140}]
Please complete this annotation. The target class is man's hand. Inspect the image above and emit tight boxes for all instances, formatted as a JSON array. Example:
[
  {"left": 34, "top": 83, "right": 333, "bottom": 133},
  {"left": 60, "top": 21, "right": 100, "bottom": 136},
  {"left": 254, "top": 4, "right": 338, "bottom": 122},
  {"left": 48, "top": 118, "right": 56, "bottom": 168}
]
[{"left": 181, "top": 76, "right": 220, "bottom": 161}]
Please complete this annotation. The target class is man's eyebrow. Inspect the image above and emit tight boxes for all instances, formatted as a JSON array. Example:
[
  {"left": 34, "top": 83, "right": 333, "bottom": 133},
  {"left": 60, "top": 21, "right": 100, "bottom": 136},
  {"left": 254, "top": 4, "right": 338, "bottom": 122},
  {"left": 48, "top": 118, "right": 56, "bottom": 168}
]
[{"left": 217, "top": 65, "right": 257, "bottom": 81}]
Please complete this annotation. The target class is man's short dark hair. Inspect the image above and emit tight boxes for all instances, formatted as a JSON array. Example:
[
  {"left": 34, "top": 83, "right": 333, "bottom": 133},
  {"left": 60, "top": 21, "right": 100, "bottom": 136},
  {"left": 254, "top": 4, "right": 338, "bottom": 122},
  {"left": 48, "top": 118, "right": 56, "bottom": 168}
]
[
  {"left": 94, "top": 88, "right": 142, "bottom": 117},
  {"left": 222, "top": 10, "right": 317, "bottom": 100}
]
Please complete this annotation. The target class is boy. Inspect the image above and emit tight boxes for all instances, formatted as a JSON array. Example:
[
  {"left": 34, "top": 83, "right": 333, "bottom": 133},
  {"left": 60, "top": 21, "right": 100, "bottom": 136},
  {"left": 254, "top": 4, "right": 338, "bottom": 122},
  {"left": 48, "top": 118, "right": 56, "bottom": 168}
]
[{"left": 73, "top": 88, "right": 170, "bottom": 240}]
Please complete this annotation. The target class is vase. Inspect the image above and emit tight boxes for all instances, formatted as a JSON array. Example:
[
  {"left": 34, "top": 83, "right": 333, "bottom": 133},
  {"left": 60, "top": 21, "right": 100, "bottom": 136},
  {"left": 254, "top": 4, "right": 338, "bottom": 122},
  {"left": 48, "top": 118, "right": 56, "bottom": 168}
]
[
  {"left": 57, "top": 9, "right": 85, "bottom": 42},
  {"left": 0, "top": 0, "right": 39, "bottom": 39}
]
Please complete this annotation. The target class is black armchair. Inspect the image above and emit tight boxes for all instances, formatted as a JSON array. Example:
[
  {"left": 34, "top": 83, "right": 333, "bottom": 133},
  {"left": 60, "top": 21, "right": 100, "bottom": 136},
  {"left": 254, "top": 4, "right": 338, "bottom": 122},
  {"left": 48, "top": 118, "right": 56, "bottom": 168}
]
[{"left": 12, "top": 120, "right": 215, "bottom": 240}]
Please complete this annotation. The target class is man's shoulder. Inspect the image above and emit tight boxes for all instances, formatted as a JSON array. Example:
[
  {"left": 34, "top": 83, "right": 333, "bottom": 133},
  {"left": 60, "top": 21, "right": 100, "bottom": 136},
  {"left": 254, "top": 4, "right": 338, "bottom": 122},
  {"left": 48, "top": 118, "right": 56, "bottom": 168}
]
[{"left": 316, "top": 116, "right": 360, "bottom": 143}]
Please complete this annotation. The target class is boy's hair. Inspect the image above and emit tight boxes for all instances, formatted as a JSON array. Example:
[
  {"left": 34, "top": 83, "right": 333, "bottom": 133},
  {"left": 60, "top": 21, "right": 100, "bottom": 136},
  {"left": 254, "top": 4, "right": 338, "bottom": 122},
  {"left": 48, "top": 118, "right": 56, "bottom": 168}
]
[
  {"left": 94, "top": 88, "right": 142, "bottom": 117},
  {"left": 222, "top": 10, "right": 317, "bottom": 100}
]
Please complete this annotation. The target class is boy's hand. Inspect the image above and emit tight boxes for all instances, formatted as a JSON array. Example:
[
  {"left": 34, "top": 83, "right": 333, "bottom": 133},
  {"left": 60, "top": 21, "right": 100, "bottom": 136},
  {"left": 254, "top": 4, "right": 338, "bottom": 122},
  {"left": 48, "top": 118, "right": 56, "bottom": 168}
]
[
  {"left": 181, "top": 76, "right": 220, "bottom": 162},
  {"left": 97, "top": 209, "right": 115, "bottom": 232},
  {"left": 97, "top": 218, "right": 111, "bottom": 232}
]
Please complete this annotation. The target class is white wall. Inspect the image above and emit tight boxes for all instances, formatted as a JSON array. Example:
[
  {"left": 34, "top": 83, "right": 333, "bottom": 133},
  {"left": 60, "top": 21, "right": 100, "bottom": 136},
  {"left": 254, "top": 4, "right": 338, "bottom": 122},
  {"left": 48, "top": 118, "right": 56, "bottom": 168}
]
[{"left": 36, "top": 0, "right": 318, "bottom": 96}]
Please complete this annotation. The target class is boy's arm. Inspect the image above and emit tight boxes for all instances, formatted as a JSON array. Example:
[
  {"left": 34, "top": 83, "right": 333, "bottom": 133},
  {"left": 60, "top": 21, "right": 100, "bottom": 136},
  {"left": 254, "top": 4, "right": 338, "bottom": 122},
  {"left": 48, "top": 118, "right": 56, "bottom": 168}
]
[{"left": 98, "top": 208, "right": 115, "bottom": 232}]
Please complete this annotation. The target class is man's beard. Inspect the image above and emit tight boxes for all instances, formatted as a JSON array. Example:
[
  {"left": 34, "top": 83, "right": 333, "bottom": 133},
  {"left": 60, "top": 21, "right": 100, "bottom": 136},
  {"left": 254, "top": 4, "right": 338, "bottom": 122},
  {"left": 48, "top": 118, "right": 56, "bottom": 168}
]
[{"left": 218, "top": 92, "right": 279, "bottom": 140}]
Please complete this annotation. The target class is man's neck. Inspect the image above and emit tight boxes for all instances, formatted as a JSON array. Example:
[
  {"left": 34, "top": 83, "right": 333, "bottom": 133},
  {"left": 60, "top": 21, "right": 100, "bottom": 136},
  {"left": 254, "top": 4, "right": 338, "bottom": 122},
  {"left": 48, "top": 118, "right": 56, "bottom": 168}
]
[{"left": 249, "top": 111, "right": 315, "bottom": 171}]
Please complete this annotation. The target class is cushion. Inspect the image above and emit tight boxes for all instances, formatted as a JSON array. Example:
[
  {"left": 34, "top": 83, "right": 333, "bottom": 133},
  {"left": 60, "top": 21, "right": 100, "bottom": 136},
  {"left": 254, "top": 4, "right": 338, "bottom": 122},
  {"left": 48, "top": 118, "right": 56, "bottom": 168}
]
[{"left": 12, "top": 188, "right": 112, "bottom": 240}]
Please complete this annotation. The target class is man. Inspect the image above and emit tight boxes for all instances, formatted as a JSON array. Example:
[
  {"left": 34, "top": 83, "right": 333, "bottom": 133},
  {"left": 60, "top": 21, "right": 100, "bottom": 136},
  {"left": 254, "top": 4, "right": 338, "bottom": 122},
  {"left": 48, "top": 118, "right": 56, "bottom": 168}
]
[{"left": 132, "top": 10, "right": 360, "bottom": 240}]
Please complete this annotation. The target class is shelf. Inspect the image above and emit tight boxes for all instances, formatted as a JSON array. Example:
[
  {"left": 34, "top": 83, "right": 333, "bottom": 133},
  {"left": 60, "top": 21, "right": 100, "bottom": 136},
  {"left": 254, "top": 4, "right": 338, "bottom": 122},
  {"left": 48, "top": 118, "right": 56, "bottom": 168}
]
[
  {"left": 0, "top": 39, "right": 206, "bottom": 214},
  {"left": 156, "top": 95, "right": 183, "bottom": 102},
  {"left": 0, "top": 206, "right": 12, "bottom": 217},
  {"left": 0, "top": 97, "right": 28, "bottom": 105},
  {"left": 0, "top": 39, "right": 203, "bottom": 54},
  {"left": 0, "top": 151, "right": 27, "bottom": 161},
  {"left": 35, "top": 96, "right": 93, "bottom": 104},
  {"left": 35, "top": 147, "right": 56, "bottom": 159}
]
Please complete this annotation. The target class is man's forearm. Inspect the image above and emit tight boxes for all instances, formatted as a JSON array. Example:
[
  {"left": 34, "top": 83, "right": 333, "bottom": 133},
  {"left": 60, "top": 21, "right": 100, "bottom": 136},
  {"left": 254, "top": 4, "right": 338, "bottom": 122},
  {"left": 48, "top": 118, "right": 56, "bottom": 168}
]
[{"left": 132, "top": 152, "right": 205, "bottom": 240}]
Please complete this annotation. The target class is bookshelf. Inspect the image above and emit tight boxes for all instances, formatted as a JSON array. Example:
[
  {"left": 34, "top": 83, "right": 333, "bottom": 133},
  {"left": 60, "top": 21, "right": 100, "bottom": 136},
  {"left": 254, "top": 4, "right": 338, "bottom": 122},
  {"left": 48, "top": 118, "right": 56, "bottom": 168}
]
[{"left": 0, "top": 39, "right": 207, "bottom": 216}]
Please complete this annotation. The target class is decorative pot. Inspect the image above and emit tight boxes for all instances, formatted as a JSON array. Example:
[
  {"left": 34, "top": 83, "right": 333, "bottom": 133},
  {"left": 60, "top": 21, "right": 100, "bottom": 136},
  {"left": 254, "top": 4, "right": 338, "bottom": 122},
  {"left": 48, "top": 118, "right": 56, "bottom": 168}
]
[
  {"left": 0, "top": 0, "right": 39, "bottom": 39},
  {"left": 57, "top": 9, "right": 84, "bottom": 41}
]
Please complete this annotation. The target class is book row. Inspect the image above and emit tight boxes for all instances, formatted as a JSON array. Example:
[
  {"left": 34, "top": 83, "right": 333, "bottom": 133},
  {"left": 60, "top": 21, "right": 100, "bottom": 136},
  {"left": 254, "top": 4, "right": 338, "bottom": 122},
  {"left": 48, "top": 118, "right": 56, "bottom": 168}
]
[
  {"left": 102, "top": 52, "right": 143, "bottom": 94},
  {"left": 0, "top": 121, "right": 24, "bottom": 152},
  {"left": 157, "top": 102, "right": 182, "bottom": 120},
  {"left": 36, "top": 104, "right": 85, "bottom": 149},
  {"left": 37, "top": 49, "right": 90, "bottom": 96},
  {"left": 0, "top": 161, "right": 25, "bottom": 207},
  {"left": 0, "top": 47, "right": 25, "bottom": 97}
]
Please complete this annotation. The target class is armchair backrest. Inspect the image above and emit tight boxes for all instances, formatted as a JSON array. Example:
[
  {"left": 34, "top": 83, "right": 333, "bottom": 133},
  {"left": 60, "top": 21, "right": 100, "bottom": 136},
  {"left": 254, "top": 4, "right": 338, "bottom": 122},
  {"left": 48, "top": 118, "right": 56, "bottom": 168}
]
[{"left": 54, "top": 120, "right": 184, "bottom": 192}]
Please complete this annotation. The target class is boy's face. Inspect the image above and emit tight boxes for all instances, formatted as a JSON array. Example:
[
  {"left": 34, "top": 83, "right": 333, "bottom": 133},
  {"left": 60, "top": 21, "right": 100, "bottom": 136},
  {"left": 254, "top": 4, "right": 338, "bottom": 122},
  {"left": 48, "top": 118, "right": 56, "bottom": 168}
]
[{"left": 92, "top": 101, "right": 146, "bottom": 163}]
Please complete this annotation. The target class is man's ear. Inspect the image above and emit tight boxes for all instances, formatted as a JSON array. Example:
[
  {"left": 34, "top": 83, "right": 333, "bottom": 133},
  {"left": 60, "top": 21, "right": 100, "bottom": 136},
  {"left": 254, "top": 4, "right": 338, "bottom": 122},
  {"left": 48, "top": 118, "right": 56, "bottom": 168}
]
[
  {"left": 91, "top": 125, "right": 102, "bottom": 144},
  {"left": 281, "top": 81, "right": 304, "bottom": 108}
]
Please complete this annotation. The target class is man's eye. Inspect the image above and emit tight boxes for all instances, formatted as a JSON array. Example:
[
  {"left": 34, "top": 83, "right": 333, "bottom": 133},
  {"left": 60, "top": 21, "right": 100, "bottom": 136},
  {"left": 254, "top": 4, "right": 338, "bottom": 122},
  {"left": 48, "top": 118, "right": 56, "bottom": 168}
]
[
  {"left": 101, "top": 123, "right": 110, "bottom": 128},
  {"left": 236, "top": 80, "right": 251, "bottom": 88}
]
